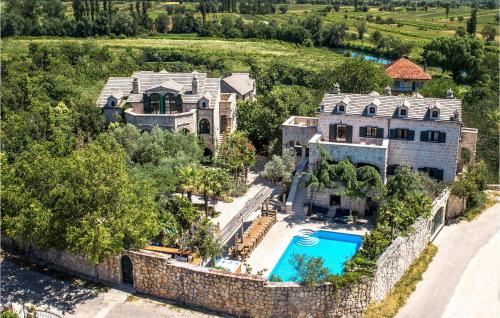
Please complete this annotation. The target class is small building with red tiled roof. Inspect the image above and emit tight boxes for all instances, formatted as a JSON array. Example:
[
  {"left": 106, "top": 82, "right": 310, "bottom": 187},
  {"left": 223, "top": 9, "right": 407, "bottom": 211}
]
[{"left": 384, "top": 58, "right": 432, "bottom": 94}]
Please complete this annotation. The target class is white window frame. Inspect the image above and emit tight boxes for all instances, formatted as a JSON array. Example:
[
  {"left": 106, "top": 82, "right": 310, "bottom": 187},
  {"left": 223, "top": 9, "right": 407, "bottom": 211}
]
[
  {"left": 366, "top": 126, "right": 378, "bottom": 137},
  {"left": 336, "top": 124, "right": 347, "bottom": 142}
]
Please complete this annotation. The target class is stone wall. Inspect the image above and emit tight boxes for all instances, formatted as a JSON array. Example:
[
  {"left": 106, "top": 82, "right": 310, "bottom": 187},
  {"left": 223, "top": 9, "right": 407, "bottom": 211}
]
[
  {"left": 371, "top": 218, "right": 432, "bottom": 302},
  {"left": 1, "top": 237, "right": 121, "bottom": 284},
  {"left": 2, "top": 192, "right": 451, "bottom": 317},
  {"left": 130, "top": 250, "right": 372, "bottom": 318}
]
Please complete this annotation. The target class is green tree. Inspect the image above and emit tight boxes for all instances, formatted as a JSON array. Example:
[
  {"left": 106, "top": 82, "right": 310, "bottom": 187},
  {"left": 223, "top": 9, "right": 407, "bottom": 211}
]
[
  {"left": 178, "top": 164, "right": 200, "bottom": 201},
  {"left": 216, "top": 132, "right": 256, "bottom": 184},
  {"left": 467, "top": 4, "right": 478, "bottom": 35},
  {"left": 188, "top": 217, "right": 222, "bottom": 262},
  {"left": 332, "top": 59, "right": 393, "bottom": 94},
  {"left": 481, "top": 24, "right": 497, "bottom": 42},
  {"left": 155, "top": 13, "right": 169, "bottom": 33},
  {"left": 237, "top": 85, "right": 320, "bottom": 152},
  {"left": 322, "top": 22, "right": 349, "bottom": 47},
  {"left": 1, "top": 139, "right": 158, "bottom": 263},
  {"left": 301, "top": 146, "right": 333, "bottom": 212},
  {"left": 417, "top": 77, "right": 463, "bottom": 98},
  {"left": 197, "top": 167, "right": 229, "bottom": 217},
  {"left": 290, "top": 254, "right": 330, "bottom": 286},
  {"left": 164, "top": 196, "right": 200, "bottom": 231},
  {"left": 423, "top": 36, "right": 484, "bottom": 82},
  {"left": 355, "top": 20, "right": 368, "bottom": 40},
  {"left": 261, "top": 149, "right": 295, "bottom": 194}
]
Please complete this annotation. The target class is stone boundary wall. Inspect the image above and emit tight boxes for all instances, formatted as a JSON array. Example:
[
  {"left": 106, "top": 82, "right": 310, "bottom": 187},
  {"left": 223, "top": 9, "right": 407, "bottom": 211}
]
[
  {"left": 1, "top": 237, "right": 371, "bottom": 318},
  {"left": 1, "top": 237, "right": 121, "bottom": 284},
  {"left": 370, "top": 218, "right": 432, "bottom": 302},
  {"left": 2, "top": 191, "right": 450, "bottom": 317}
]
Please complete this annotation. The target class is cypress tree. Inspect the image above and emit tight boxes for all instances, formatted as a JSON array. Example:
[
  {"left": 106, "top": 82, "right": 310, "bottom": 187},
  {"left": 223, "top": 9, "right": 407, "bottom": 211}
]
[{"left": 467, "top": 3, "right": 478, "bottom": 35}]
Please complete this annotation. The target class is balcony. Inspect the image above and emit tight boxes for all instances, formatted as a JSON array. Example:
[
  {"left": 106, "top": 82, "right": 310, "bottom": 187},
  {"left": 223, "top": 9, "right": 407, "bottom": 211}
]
[
  {"left": 125, "top": 109, "right": 196, "bottom": 132},
  {"left": 282, "top": 116, "right": 318, "bottom": 127}
]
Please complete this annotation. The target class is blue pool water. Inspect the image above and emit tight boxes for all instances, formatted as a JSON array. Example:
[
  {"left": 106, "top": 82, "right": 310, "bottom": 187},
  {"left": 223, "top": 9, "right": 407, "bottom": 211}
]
[{"left": 269, "top": 231, "right": 363, "bottom": 282}]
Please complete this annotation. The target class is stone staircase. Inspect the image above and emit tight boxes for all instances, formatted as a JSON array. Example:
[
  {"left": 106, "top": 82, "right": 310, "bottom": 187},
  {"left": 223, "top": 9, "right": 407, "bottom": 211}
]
[
  {"left": 218, "top": 133, "right": 225, "bottom": 146},
  {"left": 291, "top": 176, "right": 308, "bottom": 216}
]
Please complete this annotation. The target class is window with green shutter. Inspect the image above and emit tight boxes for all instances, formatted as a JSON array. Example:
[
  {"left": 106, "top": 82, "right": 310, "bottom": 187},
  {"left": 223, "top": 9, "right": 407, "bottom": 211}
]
[
  {"left": 346, "top": 125, "right": 353, "bottom": 142},
  {"left": 143, "top": 94, "right": 151, "bottom": 113},
  {"left": 329, "top": 124, "right": 337, "bottom": 142},
  {"left": 359, "top": 126, "right": 367, "bottom": 137}
]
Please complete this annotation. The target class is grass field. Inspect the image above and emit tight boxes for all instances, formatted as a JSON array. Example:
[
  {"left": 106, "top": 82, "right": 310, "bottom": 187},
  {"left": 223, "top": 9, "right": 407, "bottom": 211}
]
[{"left": 2, "top": 35, "right": 347, "bottom": 72}]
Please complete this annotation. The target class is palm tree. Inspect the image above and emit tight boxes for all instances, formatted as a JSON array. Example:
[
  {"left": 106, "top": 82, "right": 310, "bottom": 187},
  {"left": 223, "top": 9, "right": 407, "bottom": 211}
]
[
  {"left": 301, "top": 146, "right": 333, "bottom": 213},
  {"left": 178, "top": 165, "right": 199, "bottom": 201},
  {"left": 197, "top": 167, "right": 217, "bottom": 218},
  {"left": 209, "top": 168, "right": 232, "bottom": 211}
]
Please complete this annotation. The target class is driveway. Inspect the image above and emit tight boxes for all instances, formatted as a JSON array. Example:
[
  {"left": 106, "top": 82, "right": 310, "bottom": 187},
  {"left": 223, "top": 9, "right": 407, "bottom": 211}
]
[
  {"left": 396, "top": 202, "right": 500, "bottom": 318},
  {"left": 0, "top": 254, "right": 228, "bottom": 318}
]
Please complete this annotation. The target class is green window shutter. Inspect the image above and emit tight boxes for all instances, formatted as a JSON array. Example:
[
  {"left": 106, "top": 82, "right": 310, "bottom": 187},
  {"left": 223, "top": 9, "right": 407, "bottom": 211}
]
[
  {"left": 407, "top": 130, "right": 415, "bottom": 141},
  {"left": 436, "top": 169, "right": 444, "bottom": 181},
  {"left": 389, "top": 129, "right": 397, "bottom": 139},
  {"left": 346, "top": 125, "right": 353, "bottom": 143},
  {"left": 439, "top": 132, "right": 446, "bottom": 143},
  {"left": 359, "top": 126, "right": 367, "bottom": 137},
  {"left": 329, "top": 124, "right": 337, "bottom": 142},
  {"left": 159, "top": 94, "right": 165, "bottom": 114},
  {"left": 143, "top": 94, "right": 150, "bottom": 113},
  {"left": 376, "top": 128, "right": 384, "bottom": 138},
  {"left": 420, "top": 131, "right": 428, "bottom": 142}
]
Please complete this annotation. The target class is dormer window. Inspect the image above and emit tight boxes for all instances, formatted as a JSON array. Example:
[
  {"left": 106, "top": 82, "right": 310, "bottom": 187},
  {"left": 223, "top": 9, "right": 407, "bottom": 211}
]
[
  {"left": 369, "top": 106, "right": 376, "bottom": 114},
  {"left": 338, "top": 105, "right": 345, "bottom": 112},
  {"left": 429, "top": 101, "right": 441, "bottom": 120},
  {"left": 202, "top": 101, "right": 207, "bottom": 108},
  {"left": 110, "top": 100, "right": 115, "bottom": 107},
  {"left": 399, "top": 107, "right": 408, "bottom": 117}
]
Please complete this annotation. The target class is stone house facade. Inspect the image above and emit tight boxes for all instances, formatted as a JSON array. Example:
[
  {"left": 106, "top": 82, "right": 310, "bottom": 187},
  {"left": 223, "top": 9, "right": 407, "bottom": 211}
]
[
  {"left": 282, "top": 84, "right": 477, "bottom": 216},
  {"left": 97, "top": 71, "right": 250, "bottom": 153}
]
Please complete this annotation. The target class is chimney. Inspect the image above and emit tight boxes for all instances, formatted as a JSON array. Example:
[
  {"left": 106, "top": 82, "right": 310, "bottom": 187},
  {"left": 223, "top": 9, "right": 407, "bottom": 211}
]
[
  {"left": 192, "top": 74, "right": 199, "bottom": 95},
  {"left": 332, "top": 83, "right": 340, "bottom": 94},
  {"left": 446, "top": 88, "right": 454, "bottom": 99},
  {"left": 132, "top": 77, "right": 140, "bottom": 94},
  {"left": 384, "top": 86, "right": 392, "bottom": 96}
]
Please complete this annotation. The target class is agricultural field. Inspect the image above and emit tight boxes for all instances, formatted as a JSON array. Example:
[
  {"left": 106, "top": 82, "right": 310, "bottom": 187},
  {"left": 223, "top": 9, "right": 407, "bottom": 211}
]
[
  {"left": 2, "top": 35, "right": 346, "bottom": 73},
  {"left": 58, "top": 2, "right": 498, "bottom": 58}
]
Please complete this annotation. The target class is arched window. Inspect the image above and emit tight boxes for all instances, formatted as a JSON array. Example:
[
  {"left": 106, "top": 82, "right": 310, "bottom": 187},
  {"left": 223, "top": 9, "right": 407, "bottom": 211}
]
[
  {"left": 149, "top": 93, "right": 161, "bottom": 114},
  {"left": 369, "top": 106, "right": 376, "bottom": 114},
  {"left": 110, "top": 100, "right": 116, "bottom": 107},
  {"left": 199, "top": 119, "right": 210, "bottom": 134}
]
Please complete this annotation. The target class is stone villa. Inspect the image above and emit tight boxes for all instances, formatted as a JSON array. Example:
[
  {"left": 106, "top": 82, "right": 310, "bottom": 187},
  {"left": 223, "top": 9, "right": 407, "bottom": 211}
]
[
  {"left": 97, "top": 71, "right": 256, "bottom": 153},
  {"left": 282, "top": 84, "right": 477, "bottom": 215},
  {"left": 384, "top": 58, "right": 432, "bottom": 94}
]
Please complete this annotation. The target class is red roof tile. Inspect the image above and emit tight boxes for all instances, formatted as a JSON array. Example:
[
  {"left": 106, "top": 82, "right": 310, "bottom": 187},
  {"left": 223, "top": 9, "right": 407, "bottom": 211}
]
[{"left": 384, "top": 58, "right": 432, "bottom": 81}]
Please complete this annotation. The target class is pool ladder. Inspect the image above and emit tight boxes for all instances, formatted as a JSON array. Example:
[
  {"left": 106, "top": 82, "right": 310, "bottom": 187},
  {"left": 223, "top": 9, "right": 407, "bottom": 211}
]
[{"left": 296, "top": 229, "right": 320, "bottom": 247}]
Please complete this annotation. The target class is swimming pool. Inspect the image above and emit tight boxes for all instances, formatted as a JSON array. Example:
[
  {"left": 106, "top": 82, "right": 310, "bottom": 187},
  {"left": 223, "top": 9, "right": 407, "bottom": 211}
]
[{"left": 269, "top": 230, "right": 363, "bottom": 282}]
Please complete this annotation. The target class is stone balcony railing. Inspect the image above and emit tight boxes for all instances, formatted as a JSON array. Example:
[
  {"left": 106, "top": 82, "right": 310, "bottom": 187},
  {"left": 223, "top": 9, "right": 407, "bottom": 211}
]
[
  {"left": 311, "top": 134, "right": 389, "bottom": 149},
  {"left": 282, "top": 116, "right": 318, "bottom": 127},
  {"left": 125, "top": 109, "right": 197, "bottom": 132}
]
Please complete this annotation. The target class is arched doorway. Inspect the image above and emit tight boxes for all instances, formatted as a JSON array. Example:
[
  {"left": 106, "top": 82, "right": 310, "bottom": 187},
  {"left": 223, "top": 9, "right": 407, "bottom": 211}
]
[
  {"left": 198, "top": 119, "right": 210, "bottom": 134},
  {"left": 121, "top": 255, "right": 133, "bottom": 285}
]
